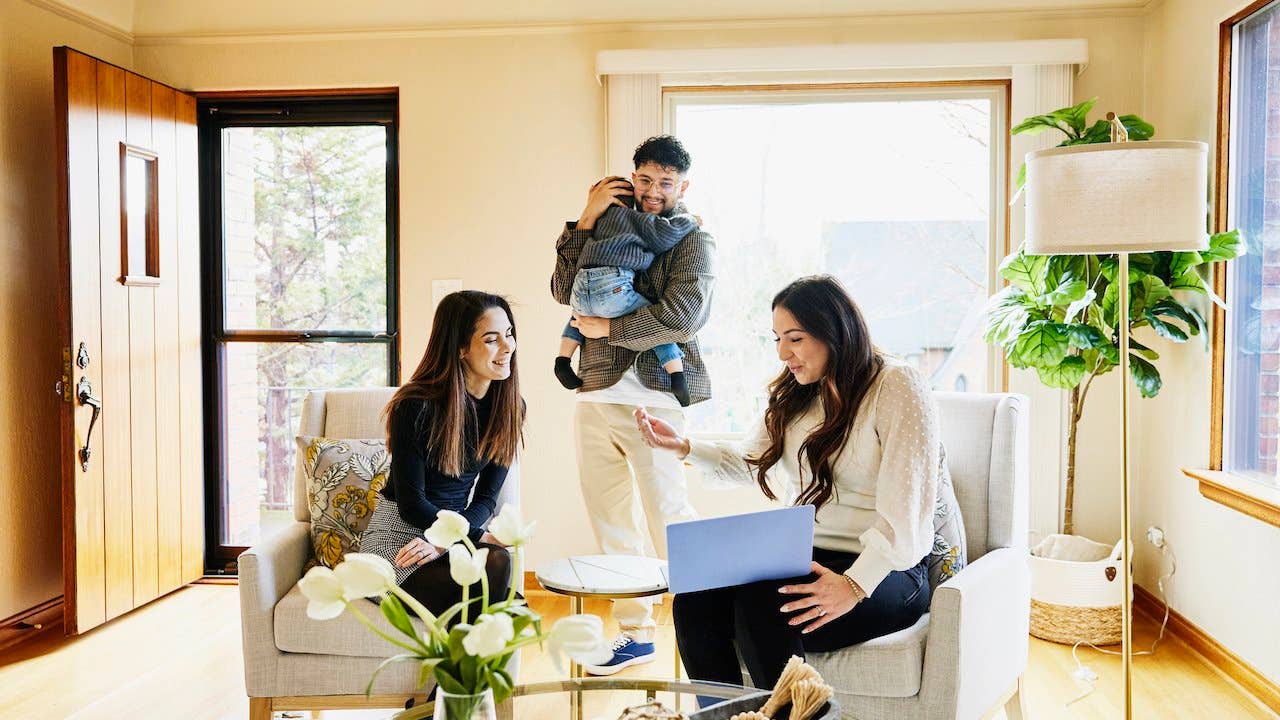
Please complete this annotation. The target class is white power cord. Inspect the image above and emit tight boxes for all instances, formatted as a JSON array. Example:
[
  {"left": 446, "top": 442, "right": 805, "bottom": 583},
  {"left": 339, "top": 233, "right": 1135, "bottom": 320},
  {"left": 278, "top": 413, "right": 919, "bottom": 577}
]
[{"left": 1064, "top": 536, "right": 1176, "bottom": 708}]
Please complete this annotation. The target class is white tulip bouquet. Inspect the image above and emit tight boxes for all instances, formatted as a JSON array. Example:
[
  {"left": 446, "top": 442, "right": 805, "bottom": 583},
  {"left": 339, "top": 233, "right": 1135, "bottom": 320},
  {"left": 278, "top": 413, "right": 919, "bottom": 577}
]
[{"left": 299, "top": 504, "right": 609, "bottom": 716}]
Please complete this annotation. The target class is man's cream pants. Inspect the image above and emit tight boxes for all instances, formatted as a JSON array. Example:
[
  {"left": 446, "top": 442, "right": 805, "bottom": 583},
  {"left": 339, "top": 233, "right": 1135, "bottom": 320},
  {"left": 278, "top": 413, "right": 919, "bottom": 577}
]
[{"left": 574, "top": 402, "right": 698, "bottom": 642}]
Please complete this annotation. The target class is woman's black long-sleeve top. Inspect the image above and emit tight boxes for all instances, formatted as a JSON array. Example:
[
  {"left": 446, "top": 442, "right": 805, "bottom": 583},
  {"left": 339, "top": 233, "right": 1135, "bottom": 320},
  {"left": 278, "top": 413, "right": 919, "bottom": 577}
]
[{"left": 381, "top": 390, "right": 509, "bottom": 543}]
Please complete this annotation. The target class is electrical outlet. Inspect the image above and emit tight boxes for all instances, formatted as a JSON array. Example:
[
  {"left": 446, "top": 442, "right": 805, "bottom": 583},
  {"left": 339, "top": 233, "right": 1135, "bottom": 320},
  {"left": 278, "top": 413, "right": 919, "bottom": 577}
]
[
  {"left": 431, "top": 278, "right": 463, "bottom": 309},
  {"left": 1146, "top": 526, "right": 1166, "bottom": 548}
]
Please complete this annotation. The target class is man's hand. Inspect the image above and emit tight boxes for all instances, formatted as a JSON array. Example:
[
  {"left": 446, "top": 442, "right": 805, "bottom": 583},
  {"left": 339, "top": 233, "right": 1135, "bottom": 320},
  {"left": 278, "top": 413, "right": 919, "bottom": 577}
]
[
  {"left": 577, "top": 176, "right": 632, "bottom": 230},
  {"left": 570, "top": 313, "right": 610, "bottom": 339}
]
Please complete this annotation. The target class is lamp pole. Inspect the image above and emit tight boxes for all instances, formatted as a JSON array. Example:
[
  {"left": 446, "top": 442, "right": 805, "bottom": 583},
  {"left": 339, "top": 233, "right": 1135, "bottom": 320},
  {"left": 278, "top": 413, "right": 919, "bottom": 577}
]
[{"left": 1109, "top": 112, "right": 1134, "bottom": 719}]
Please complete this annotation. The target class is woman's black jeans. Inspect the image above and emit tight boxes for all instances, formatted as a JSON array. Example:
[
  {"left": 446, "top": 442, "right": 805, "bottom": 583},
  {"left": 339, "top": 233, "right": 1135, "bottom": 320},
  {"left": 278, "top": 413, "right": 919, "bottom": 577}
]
[{"left": 673, "top": 547, "right": 930, "bottom": 691}]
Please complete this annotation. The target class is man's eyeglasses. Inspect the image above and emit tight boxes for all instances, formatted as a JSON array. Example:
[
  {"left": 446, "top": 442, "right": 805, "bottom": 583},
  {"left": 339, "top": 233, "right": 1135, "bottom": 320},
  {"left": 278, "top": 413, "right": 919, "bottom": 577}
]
[{"left": 632, "top": 176, "right": 678, "bottom": 194}]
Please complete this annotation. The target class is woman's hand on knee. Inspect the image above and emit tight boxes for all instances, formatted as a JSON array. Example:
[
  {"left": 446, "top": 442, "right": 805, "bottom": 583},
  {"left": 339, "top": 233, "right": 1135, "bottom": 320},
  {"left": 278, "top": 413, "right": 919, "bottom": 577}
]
[
  {"left": 477, "top": 531, "right": 509, "bottom": 548},
  {"left": 777, "top": 562, "right": 863, "bottom": 634},
  {"left": 394, "top": 537, "right": 443, "bottom": 568}
]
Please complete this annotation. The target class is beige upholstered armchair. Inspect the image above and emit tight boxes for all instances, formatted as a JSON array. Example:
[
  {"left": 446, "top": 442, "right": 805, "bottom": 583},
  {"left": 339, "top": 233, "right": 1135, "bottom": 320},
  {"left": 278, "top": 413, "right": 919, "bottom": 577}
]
[
  {"left": 238, "top": 388, "right": 522, "bottom": 720},
  {"left": 807, "top": 392, "right": 1031, "bottom": 720}
]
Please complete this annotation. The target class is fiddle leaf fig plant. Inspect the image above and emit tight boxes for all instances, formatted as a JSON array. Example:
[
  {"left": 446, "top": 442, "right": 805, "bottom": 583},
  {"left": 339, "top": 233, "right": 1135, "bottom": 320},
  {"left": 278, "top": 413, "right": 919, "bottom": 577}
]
[{"left": 987, "top": 98, "right": 1245, "bottom": 535}]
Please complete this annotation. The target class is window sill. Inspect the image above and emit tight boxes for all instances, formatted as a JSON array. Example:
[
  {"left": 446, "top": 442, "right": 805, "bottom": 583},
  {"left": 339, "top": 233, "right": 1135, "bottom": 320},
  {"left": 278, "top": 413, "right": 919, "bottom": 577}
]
[{"left": 1181, "top": 468, "right": 1280, "bottom": 528}]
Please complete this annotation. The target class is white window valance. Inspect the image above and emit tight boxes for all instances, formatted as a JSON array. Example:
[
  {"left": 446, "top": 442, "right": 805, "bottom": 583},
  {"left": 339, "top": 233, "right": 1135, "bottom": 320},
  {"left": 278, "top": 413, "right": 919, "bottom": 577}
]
[{"left": 596, "top": 40, "right": 1087, "bottom": 79}]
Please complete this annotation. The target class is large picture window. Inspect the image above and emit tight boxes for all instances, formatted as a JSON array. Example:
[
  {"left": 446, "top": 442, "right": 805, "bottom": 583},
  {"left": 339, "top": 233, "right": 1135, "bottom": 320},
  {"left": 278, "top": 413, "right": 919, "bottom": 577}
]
[
  {"left": 199, "top": 95, "right": 399, "bottom": 569},
  {"left": 1221, "top": 0, "right": 1280, "bottom": 483},
  {"left": 665, "top": 84, "right": 1007, "bottom": 433}
]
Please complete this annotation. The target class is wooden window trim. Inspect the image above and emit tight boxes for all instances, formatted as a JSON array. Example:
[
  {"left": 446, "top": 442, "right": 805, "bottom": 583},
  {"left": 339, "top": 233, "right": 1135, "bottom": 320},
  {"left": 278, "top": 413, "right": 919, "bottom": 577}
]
[
  {"left": 197, "top": 93, "right": 401, "bottom": 575},
  {"left": 1182, "top": 468, "right": 1280, "bottom": 528},
  {"left": 1210, "top": 0, "right": 1278, "bottom": 473},
  {"left": 119, "top": 142, "right": 160, "bottom": 284},
  {"left": 1203, "top": 0, "right": 1280, "bottom": 522}
]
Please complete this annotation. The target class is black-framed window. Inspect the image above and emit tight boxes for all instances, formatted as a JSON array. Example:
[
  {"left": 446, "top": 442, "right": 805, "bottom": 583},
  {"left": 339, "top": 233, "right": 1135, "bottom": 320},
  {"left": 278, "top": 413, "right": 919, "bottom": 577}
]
[{"left": 198, "top": 95, "right": 400, "bottom": 572}]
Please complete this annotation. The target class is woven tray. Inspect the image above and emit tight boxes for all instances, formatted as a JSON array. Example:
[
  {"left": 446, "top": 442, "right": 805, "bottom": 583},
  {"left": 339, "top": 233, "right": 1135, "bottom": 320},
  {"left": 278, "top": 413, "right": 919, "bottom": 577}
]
[{"left": 688, "top": 691, "right": 840, "bottom": 720}]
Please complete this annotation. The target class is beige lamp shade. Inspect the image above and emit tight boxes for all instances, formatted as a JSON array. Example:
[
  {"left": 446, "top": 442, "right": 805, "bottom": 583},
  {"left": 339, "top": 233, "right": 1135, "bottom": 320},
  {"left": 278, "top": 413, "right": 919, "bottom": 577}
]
[{"left": 1024, "top": 140, "right": 1210, "bottom": 255}]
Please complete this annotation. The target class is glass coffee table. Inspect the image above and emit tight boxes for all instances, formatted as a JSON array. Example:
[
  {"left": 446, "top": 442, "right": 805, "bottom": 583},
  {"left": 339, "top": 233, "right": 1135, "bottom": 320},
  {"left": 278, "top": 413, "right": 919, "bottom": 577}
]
[{"left": 391, "top": 677, "right": 767, "bottom": 720}]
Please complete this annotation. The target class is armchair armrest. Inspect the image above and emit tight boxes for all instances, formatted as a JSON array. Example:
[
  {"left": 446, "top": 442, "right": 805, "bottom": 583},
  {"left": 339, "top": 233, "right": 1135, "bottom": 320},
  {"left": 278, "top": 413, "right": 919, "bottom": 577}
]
[
  {"left": 920, "top": 547, "right": 1030, "bottom": 719},
  {"left": 238, "top": 521, "right": 310, "bottom": 696}
]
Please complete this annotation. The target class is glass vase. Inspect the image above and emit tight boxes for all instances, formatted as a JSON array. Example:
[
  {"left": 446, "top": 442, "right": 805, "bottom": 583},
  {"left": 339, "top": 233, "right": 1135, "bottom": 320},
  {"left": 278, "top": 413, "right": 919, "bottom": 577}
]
[{"left": 436, "top": 687, "right": 497, "bottom": 720}]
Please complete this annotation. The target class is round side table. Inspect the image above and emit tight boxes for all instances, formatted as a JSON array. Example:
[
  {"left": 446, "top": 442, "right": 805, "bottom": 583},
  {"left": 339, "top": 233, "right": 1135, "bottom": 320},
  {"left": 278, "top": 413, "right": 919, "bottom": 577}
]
[{"left": 535, "top": 554, "right": 678, "bottom": 720}]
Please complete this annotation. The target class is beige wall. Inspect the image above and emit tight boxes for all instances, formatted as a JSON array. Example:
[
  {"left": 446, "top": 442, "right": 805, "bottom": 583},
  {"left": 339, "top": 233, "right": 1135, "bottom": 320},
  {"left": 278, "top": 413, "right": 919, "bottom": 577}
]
[
  {"left": 1136, "top": 0, "right": 1280, "bottom": 685},
  {"left": 0, "top": 0, "right": 132, "bottom": 619},
  {"left": 133, "top": 10, "right": 1145, "bottom": 571}
]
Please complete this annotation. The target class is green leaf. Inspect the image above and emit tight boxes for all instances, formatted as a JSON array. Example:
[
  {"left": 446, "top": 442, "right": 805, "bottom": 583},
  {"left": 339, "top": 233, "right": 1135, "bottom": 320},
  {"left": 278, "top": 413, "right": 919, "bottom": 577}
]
[
  {"left": 365, "top": 653, "right": 418, "bottom": 697},
  {"left": 1129, "top": 337, "right": 1160, "bottom": 360},
  {"left": 460, "top": 654, "right": 480, "bottom": 688},
  {"left": 1014, "top": 162, "right": 1027, "bottom": 192},
  {"left": 1101, "top": 254, "right": 1155, "bottom": 282},
  {"left": 1011, "top": 321, "right": 1071, "bottom": 368},
  {"left": 1014, "top": 99, "right": 1096, "bottom": 137},
  {"left": 1131, "top": 275, "right": 1173, "bottom": 317},
  {"left": 1144, "top": 311, "right": 1189, "bottom": 342},
  {"left": 437, "top": 596, "right": 482, "bottom": 628},
  {"left": 1129, "top": 354, "right": 1163, "bottom": 397},
  {"left": 1169, "top": 269, "right": 1208, "bottom": 294},
  {"left": 1079, "top": 119, "right": 1113, "bottom": 144},
  {"left": 1150, "top": 299, "right": 1202, "bottom": 336},
  {"left": 418, "top": 658, "right": 442, "bottom": 691},
  {"left": 1102, "top": 282, "right": 1118, "bottom": 326},
  {"left": 448, "top": 625, "right": 471, "bottom": 663},
  {"left": 1201, "top": 229, "right": 1245, "bottom": 263},
  {"left": 1000, "top": 252, "right": 1049, "bottom": 294},
  {"left": 481, "top": 665, "right": 516, "bottom": 705},
  {"left": 380, "top": 594, "right": 417, "bottom": 641},
  {"left": 1041, "top": 278, "right": 1088, "bottom": 306},
  {"left": 510, "top": 613, "right": 534, "bottom": 638},
  {"left": 1168, "top": 251, "right": 1203, "bottom": 280},
  {"left": 984, "top": 287, "right": 1031, "bottom": 346},
  {"left": 434, "top": 666, "right": 468, "bottom": 695},
  {"left": 1037, "top": 355, "right": 1087, "bottom": 389},
  {"left": 1068, "top": 323, "right": 1108, "bottom": 350},
  {"left": 1119, "top": 114, "right": 1155, "bottom": 141},
  {"left": 1046, "top": 255, "right": 1088, "bottom": 286},
  {"left": 1012, "top": 113, "right": 1070, "bottom": 137},
  {"left": 1057, "top": 98, "right": 1098, "bottom": 134},
  {"left": 1065, "top": 289, "right": 1097, "bottom": 324}
]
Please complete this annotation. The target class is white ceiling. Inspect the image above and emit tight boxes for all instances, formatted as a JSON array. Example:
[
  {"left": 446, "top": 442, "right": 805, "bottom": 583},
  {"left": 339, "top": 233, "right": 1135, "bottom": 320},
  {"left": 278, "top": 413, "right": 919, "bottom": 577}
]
[{"left": 106, "top": 0, "right": 1148, "bottom": 38}]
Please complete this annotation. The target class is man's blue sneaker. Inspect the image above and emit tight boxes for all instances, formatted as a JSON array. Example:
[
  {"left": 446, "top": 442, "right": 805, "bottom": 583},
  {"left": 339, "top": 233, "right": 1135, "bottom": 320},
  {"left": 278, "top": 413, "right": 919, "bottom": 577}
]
[{"left": 583, "top": 635, "right": 656, "bottom": 676}]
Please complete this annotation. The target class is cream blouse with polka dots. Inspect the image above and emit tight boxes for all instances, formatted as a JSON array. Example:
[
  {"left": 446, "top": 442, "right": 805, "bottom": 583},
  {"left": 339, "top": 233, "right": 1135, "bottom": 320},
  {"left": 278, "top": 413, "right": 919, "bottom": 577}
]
[{"left": 685, "top": 359, "right": 941, "bottom": 596}]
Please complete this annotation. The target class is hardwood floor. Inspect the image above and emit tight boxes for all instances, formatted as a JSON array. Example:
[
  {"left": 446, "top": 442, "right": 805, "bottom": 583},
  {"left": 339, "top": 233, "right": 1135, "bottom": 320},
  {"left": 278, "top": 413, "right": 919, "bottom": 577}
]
[{"left": 0, "top": 585, "right": 1272, "bottom": 719}]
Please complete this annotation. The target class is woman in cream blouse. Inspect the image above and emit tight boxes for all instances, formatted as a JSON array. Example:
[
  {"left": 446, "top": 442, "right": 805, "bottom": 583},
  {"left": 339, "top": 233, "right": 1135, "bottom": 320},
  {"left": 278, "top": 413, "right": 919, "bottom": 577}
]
[{"left": 635, "top": 275, "right": 940, "bottom": 691}]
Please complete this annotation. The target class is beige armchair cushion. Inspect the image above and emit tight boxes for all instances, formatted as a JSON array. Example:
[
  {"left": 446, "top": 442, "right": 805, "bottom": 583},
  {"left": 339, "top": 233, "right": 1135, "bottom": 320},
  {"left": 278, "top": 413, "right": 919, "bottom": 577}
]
[
  {"left": 809, "top": 613, "right": 930, "bottom": 698},
  {"left": 273, "top": 583, "right": 431, "bottom": 658}
]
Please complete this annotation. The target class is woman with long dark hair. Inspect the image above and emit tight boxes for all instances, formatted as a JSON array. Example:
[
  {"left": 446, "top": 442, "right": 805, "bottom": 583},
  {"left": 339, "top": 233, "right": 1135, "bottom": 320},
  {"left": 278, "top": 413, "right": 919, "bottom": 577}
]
[
  {"left": 635, "top": 275, "right": 939, "bottom": 690},
  {"left": 360, "top": 290, "right": 524, "bottom": 615}
]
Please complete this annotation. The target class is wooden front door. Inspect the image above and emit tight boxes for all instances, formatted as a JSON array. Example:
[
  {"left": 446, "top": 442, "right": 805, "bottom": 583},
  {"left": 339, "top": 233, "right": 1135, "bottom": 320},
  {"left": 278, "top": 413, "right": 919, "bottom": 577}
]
[{"left": 54, "top": 47, "right": 204, "bottom": 634}]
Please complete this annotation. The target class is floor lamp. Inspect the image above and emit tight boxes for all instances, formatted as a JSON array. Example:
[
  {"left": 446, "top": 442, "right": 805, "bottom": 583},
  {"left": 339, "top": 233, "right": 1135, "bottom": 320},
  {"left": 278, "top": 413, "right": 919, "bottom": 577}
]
[{"left": 1022, "top": 114, "right": 1208, "bottom": 718}]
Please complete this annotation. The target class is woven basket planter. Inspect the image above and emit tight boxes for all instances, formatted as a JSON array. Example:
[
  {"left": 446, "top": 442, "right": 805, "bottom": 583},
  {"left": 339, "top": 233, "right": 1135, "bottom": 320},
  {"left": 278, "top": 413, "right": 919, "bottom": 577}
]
[{"left": 1028, "top": 534, "right": 1124, "bottom": 646}]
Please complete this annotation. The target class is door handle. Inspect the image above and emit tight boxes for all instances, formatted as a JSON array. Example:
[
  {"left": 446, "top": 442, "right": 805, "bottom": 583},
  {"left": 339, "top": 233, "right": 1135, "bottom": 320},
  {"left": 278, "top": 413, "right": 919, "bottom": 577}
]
[{"left": 76, "top": 377, "right": 101, "bottom": 472}]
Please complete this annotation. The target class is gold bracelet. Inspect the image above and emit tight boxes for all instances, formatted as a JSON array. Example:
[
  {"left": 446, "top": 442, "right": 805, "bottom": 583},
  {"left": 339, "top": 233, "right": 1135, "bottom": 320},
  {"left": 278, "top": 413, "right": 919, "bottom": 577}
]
[{"left": 842, "top": 574, "right": 867, "bottom": 602}]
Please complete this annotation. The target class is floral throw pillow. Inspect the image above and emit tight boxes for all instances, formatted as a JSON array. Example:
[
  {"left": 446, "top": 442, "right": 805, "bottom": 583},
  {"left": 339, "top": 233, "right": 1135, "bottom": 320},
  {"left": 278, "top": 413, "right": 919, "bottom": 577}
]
[
  {"left": 295, "top": 435, "right": 391, "bottom": 568},
  {"left": 928, "top": 447, "right": 968, "bottom": 589}
]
